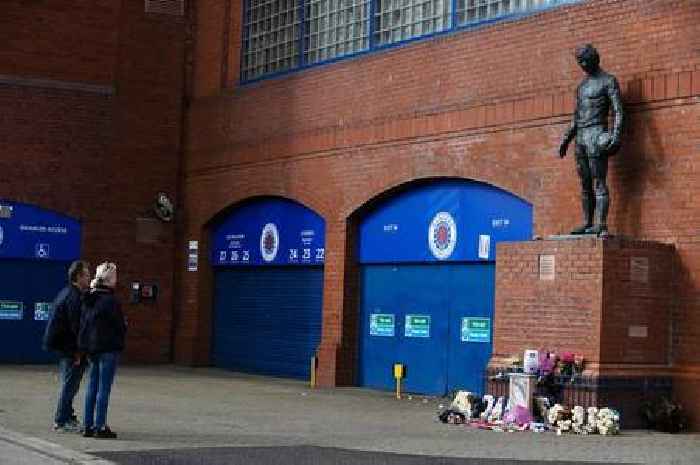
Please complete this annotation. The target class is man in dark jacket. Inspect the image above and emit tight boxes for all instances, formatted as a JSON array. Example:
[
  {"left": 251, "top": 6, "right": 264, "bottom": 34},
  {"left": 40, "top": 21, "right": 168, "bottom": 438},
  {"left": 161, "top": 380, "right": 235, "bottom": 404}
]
[{"left": 43, "top": 260, "right": 90, "bottom": 432}]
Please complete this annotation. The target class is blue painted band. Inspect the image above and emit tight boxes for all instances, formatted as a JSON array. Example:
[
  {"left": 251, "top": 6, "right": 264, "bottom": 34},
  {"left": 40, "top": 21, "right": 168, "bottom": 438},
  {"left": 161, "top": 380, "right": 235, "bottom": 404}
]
[
  {"left": 0, "top": 201, "right": 81, "bottom": 261},
  {"left": 358, "top": 180, "right": 532, "bottom": 263},
  {"left": 211, "top": 197, "right": 326, "bottom": 267}
]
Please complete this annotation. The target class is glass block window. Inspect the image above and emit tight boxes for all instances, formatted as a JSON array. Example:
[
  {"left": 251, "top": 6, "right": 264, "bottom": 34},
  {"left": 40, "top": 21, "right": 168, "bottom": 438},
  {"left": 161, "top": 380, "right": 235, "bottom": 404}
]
[
  {"left": 242, "top": 0, "right": 302, "bottom": 81},
  {"left": 457, "top": 0, "right": 557, "bottom": 26},
  {"left": 304, "top": 0, "right": 371, "bottom": 64},
  {"left": 239, "top": 0, "right": 577, "bottom": 81},
  {"left": 373, "top": 0, "right": 452, "bottom": 46}
]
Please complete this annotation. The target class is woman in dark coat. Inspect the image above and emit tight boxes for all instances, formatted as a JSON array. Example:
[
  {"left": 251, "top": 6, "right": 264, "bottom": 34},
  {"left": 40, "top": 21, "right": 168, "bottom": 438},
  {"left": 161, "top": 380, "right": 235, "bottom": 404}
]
[{"left": 78, "top": 262, "right": 126, "bottom": 439}]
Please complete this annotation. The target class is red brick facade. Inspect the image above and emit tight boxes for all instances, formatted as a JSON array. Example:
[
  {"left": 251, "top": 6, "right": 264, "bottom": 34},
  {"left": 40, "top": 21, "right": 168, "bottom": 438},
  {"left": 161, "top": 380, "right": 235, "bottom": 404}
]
[
  {"left": 2, "top": 0, "right": 698, "bottom": 428},
  {"left": 0, "top": 1, "right": 186, "bottom": 362},
  {"left": 178, "top": 0, "right": 700, "bottom": 426}
]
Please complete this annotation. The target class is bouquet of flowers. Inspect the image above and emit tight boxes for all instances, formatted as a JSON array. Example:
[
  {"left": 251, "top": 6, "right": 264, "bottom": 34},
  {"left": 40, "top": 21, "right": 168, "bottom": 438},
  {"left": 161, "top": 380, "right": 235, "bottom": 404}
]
[
  {"left": 571, "top": 406, "right": 586, "bottom": 434},
  {"left": 558, "top": 351, "right": 585, "bottom": 381},
  {"left": 586, "top": 406, "right": 599, "bottom": 433},
  {"left": 597, "top": 408, "right": 621, "bottom": 435}
]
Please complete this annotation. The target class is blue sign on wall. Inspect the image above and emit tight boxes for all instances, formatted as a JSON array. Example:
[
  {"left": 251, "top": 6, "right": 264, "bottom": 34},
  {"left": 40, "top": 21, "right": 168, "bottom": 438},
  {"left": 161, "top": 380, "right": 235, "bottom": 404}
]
[
  {"left": 358, "top": 180, "right": 532, "bottom": 263},
  {"left": 211, "top": 197, "right": 325, "bottom": 267},
  {"left": 0, "top": 201, "right": 81, "bottom": 261}
]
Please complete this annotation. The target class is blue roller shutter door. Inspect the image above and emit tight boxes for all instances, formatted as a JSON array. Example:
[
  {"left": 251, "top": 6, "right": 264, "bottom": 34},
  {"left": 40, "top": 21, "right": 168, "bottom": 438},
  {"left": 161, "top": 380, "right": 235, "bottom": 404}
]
[{"left": 213, "top": 266, "right": 323, "bottom": 379}]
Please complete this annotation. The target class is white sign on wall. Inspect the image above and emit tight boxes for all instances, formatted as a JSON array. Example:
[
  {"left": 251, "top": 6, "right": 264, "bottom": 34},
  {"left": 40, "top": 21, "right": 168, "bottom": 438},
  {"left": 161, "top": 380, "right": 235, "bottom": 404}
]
[{"left": 478, "top": 234, "right": 490, "bottom": 260}]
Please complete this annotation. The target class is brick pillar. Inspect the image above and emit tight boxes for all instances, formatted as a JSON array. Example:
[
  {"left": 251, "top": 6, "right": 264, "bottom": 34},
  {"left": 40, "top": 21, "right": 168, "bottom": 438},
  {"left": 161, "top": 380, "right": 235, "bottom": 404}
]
[
  {"left": 317, "top": 220, "right": 358, "bottom": 387},
  {"left": 173, "top": 222, "right": 213, "bottom": 366}
]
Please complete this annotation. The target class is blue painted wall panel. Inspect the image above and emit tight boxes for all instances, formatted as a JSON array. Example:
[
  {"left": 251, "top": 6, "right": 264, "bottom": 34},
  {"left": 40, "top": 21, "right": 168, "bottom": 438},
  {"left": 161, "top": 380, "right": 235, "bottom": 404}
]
[
  {"left": 211, "top": 198, "right": 325, "bottom": 267},
  {"left": 0, "top": 200, "right": 81, "bottom": 261},
  {"left": 213, "top": 267, "right": 323, "bottom": 379},
  {"left": 358, "top": 180, "right": 532, "bottom": 263}
]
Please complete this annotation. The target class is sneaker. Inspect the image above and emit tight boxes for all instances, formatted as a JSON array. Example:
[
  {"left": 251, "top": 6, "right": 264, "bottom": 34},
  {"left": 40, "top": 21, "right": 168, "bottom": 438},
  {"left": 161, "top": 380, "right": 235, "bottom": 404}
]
[
  {"left": 81, "top": 428, "right": 94, "bottom": 438},
  {"left": 94, "top": 426, "right": 117, "bottom": 439},
  {"left": 53, "top": 423, "right": 79, "bottom": 433}
]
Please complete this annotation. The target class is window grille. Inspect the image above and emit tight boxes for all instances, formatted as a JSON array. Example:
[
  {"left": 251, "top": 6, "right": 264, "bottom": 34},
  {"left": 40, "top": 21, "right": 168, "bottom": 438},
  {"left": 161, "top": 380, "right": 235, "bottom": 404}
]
[
  {"left": 240, "top": 0, "right": 575, "bottom": 81},
  {"left": 456, "top": 0, "right": 556, "bottom": 26},
  {"left": 373, "top": 0, "right": 452, "bottom": 46},
  {"left": 304, "top": 0, "right": 371, "bottom": 64},
  {"left": 242, "top": 0, "right": 302, "bottom": 81}
]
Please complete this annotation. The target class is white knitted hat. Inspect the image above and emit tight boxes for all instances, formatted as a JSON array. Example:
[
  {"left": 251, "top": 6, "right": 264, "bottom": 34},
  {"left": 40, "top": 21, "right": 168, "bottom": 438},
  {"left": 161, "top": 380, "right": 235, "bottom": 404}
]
[{"left": 91, "top": 262, "right": 117, "bottom": 288}]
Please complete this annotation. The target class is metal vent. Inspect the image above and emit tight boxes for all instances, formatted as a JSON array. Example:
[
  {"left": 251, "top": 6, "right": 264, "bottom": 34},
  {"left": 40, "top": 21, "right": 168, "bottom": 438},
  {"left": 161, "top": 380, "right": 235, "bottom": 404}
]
[
  {"left": 145, "top": 0, "right": 184, "bottom": 16},
  {"left": 539, "top": 254, "right": 555, "bottom": 281}
]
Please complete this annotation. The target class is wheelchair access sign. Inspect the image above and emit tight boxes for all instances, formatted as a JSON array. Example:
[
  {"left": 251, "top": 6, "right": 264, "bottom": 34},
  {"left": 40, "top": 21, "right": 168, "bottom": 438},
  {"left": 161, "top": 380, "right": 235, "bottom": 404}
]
[{"left": 35, "top": 243, "right": 50, "bottom": 259}]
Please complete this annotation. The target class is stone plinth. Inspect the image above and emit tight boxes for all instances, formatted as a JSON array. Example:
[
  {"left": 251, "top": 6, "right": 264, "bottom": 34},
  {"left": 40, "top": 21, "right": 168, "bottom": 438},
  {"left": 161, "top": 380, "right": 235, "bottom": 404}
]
[
  {"left": 488, "top": 236, "right": 676, "bottom": 427},
  {"left": 491, "top": 236, "right": 675, "bottom": 376}
]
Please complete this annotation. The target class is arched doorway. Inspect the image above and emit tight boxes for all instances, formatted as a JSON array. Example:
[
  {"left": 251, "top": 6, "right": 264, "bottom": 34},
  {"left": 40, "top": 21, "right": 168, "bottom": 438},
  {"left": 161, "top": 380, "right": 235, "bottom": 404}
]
[
  {"left": 210, "top": 197, "right": 325, "bottom": 379},
  {"left": 356, "top": 179, "right": 532, "bottom": 395}
]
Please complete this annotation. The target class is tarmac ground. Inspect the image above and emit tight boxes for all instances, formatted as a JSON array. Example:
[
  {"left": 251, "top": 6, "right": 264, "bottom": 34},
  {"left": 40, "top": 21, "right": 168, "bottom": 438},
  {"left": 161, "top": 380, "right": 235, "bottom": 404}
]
[{"left": 0, "top": 365, "right": 698, "bottom": 465}]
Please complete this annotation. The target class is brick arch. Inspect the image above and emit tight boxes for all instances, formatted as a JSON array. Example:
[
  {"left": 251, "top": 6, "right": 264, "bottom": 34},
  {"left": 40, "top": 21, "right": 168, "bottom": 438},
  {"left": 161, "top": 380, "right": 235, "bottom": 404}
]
[
  {"left": 321, "top": 173, "right": 534, "bottom": 387},
  {"left": 342, "top": 174, "right": 532, "bottom": 221},
  {"left": 200, "top": 184, "right": 332, "bottom": 229}
]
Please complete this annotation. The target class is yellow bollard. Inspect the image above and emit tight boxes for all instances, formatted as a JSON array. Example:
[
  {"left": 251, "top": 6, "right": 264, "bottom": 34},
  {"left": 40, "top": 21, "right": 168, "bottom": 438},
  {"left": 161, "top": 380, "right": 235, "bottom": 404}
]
[
  {"left": 393, "top": 363, "right": 405, "bottom": 399},
  {"left": 310, "top": 356, "right": 317, "bottom": 388}
]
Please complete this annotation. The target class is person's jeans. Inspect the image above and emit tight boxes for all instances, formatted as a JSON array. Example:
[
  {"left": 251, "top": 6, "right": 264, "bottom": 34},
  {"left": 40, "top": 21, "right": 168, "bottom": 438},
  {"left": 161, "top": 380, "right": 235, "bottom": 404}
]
[
  {"left": 83, "top": 352, "right": 119, "bottom": 431},
  {"left": 54, "top": 356, "right": 85, "bottom": 425}
]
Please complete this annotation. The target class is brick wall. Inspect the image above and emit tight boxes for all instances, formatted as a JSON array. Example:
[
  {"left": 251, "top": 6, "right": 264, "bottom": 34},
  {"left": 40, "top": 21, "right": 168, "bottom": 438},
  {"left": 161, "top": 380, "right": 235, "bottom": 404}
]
[
  {"left": 492, "top": 239, "right": 604, "bottom": 366},
  {"left": 1, "top": 1, "right": 186, "bottom": 362},
  {"left": 601, "top": 239, "right": 675, "bottom": 369},
  {"left": 0, "top": 1, "right": 121, "bottom": 84},
  {"left": 179, "top": 0, "right": 699, "bottom": 424}
]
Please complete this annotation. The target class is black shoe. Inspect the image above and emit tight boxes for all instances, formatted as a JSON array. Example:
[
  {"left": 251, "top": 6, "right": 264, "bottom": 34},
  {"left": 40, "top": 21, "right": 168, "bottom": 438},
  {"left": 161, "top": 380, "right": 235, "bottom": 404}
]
[
  {"left": 585, "top": 224, "right": 608, "bottom": 236},
  {"left": 94, "top": 426, "right": 117, "bottom": 439},
  {"left": 570, "top": 224, "right": 592, "bottom": 235},
  {"left": 82, "top": 428, "right": 94, "bottom": 438}
]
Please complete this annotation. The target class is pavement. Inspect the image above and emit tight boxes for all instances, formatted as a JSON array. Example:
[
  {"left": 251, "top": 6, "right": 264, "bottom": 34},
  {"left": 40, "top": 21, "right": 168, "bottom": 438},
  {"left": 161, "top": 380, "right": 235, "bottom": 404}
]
[{"left": 0, "top": 365, "right": 698, "bottom": 465}]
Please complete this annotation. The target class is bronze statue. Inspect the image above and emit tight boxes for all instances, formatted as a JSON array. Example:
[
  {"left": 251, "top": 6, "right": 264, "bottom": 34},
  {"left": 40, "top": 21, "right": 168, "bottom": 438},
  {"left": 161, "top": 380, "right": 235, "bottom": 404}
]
[{"left": 559, "top": 44, "right": 624, "bottom": 236}]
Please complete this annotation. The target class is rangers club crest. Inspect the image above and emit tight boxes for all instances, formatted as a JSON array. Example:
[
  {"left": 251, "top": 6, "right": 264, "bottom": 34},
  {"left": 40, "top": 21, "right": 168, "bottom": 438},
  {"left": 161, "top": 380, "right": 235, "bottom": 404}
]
[
  {"left": 428, "top": 212, "right": 457, "bottom": 260},
  {"left": 260, "top": 223, "right": 279, "bottom": 262}
]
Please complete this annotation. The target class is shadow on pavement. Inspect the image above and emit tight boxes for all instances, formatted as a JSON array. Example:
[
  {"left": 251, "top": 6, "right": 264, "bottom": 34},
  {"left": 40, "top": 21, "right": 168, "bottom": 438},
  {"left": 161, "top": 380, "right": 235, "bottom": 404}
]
[{"left": 95, "top": 445, "right": 636, "bottom": 465}]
